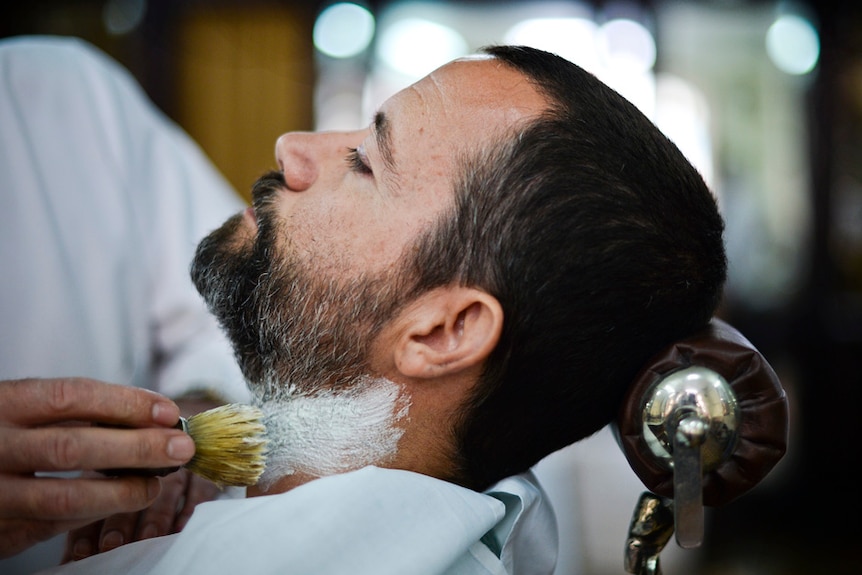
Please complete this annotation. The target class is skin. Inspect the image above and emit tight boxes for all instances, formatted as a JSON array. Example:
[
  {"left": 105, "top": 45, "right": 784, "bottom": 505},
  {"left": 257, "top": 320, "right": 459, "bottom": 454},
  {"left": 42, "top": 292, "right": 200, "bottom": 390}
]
[
  {"left": 0, "top": 378, "right": 196, "bottom": 559},
  {"left": 244, "top": 56, "right": 548, "bottom": 495},
  {"left": 260, "top": 56, "right": 545, "bottom": 277},
  {"left": 62, "top": 397, "right": 223, "bottom": 561}
]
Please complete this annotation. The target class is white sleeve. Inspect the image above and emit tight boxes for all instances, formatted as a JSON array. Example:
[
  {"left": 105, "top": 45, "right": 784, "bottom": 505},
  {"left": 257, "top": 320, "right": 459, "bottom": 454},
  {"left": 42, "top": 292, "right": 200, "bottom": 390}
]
[
  {"left": 0, "top": 35, "right": 249, "bottom": 403},
  {"left": 95, "top": 39, "right": 251, "bottom": 403},
  {"left": 121, "top": 65, "right": 251, "bottom": 403}
]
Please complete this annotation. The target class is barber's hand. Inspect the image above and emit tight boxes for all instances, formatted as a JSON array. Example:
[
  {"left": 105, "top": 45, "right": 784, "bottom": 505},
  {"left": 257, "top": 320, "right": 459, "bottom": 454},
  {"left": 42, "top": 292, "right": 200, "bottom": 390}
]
[
  {"left": 62, "top": 394, "right": 225, "bottom": 562},
  {"left": 0, "top": 377, "right": 195, "bottom": 559},
  {"left": 62, "top": 468, "right": 220, "bottom": 562}
]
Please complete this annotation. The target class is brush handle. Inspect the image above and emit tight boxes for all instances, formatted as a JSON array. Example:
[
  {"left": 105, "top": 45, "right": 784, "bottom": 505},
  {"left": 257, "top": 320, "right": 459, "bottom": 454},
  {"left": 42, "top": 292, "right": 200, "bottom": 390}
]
[
  {"left": 99, "top": 464, "right": 181, "bottom": 478},
  {"left": 97, "top": 417, "right": 188, "bottom": 478}
]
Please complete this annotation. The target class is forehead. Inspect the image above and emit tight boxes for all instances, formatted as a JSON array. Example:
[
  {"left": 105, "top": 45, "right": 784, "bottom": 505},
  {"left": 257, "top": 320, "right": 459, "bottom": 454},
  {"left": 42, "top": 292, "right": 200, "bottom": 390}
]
[
  {"left": 410, "top": 56, "right": 544, "bottom": 115},
  {"left": 379, "top": 56, "right": 546, "bottom": 162}
]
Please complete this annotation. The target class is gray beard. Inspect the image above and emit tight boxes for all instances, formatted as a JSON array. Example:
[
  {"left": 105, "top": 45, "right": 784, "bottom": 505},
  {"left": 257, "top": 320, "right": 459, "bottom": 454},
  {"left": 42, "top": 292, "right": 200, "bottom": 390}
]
[{"left": 189, "top": 171, "right": 409, "bottom": 403}]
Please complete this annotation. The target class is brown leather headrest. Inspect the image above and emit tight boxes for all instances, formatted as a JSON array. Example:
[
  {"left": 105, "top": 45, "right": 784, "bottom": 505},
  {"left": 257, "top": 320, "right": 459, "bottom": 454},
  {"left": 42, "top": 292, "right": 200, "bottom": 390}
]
[{"left": 615, "top": 318, "right": 789, "bottom": 507}]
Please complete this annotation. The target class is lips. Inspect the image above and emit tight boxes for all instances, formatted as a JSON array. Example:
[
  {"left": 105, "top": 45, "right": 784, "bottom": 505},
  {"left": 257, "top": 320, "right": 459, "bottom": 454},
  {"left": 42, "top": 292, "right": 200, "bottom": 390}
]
[{"left": 244, "top": 206, "right": 258, "bottom": 230}]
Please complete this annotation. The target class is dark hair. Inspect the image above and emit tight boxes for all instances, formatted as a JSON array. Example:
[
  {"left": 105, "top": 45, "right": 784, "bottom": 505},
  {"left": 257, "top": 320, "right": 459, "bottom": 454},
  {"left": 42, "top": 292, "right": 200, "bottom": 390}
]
[{"left": 405, "top": 45, "right": 727, "bottom": 490}]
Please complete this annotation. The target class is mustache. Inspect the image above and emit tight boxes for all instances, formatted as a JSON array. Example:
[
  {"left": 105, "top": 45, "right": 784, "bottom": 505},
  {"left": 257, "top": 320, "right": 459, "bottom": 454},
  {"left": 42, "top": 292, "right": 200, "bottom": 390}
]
[
  {"left": 249, "top": 170, "right": 287, "bottom": 244},
  {"left": 251, "top": 170, "right": 286, "bottom": 208}
]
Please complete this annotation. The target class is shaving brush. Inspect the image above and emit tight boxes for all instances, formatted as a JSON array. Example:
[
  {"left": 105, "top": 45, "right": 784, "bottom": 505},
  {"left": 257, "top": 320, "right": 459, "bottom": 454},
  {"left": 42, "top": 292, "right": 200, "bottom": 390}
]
[{"left": 102, "top": 403, "right": 268, "bottom": 488}]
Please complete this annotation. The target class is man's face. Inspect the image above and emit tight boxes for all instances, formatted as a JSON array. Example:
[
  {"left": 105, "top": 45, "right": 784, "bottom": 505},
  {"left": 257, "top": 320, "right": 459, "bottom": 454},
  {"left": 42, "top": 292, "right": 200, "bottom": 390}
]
[{"left": 191, "top": 56, "right": 545, "bottom": 396}]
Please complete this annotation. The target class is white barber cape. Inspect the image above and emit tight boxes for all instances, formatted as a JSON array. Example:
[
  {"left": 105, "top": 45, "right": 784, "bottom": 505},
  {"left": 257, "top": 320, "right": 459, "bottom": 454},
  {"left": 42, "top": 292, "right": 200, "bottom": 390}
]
[{"left": 37, "top": 467, "right": 559, "bottom": 575}]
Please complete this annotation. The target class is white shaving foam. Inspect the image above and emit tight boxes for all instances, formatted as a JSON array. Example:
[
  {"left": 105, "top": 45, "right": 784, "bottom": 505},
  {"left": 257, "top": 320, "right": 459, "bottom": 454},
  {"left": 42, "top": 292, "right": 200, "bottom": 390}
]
[{"left": 256, "top": 376, "right": 410, "bottom": 490}]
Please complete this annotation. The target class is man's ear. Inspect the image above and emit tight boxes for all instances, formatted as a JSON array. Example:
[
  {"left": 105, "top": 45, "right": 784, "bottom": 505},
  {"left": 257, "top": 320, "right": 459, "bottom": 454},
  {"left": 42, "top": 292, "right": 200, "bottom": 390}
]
[{"left": 394, "top": 286, "right": 503, "bottom": 379}]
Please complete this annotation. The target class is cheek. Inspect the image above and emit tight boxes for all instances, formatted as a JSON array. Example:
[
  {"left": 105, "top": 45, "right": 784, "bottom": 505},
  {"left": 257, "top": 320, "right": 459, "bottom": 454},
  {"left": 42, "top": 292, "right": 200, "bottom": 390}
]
[{"left": 286, "top": 201, "right": 410, "bottom": 274}]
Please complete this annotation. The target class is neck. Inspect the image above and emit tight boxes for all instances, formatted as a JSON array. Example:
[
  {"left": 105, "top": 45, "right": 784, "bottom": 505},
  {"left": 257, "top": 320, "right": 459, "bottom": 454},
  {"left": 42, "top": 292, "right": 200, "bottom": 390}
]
[
  {"left": 247, "top": 471, "right": 317, "bottom": 496},
  {"left": 250, "top": 376, "right": 410, "bottom": 492}
]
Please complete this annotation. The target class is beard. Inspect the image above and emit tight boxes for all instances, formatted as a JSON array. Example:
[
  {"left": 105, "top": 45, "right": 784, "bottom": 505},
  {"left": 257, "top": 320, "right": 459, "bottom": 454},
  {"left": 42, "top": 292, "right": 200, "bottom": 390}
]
[{"left": 190, "top": 170, "right": 410, "bottom": 403}]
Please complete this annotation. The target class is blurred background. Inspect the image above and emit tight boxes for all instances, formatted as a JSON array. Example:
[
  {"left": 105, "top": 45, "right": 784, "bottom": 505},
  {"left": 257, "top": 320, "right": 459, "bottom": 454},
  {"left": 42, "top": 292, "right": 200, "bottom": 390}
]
[{"left": 2, "top": 0, "right": 859, "bottom": 573}]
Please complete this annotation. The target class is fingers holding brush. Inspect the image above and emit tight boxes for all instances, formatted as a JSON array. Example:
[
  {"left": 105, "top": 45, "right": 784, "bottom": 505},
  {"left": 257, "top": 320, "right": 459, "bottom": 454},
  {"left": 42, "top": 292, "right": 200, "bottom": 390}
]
[
  {"left": 1, "top": 378, "right": 267, "bottom": 559},
  {"left": 0, "top": 377, "right": 192, "bottom": 558},
  {"left": 0, "top": 377, "right": 182, "bottom": 428},
  {"left": 0, "top": 377, "right": 195, "bottom": 473},
  {"left": 0, "top": 425, "right": 196, "bottom": 473}
]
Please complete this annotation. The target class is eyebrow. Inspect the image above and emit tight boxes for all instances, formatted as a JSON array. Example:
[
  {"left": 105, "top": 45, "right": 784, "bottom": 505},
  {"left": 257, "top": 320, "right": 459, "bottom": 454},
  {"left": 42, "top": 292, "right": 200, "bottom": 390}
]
[{"left": 372, "top": 111, "right": 400, "bottom": 187}]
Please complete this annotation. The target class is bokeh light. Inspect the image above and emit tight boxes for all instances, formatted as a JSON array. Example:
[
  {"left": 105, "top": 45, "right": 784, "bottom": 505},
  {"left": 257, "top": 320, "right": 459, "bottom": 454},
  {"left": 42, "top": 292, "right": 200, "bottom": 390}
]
[
  {"left": 597, "top": 18, "right": 656, "bottom": 73},
  {"left": 375, "top": 17, "right": 468, "bottom": 78},
  {"left": 314, "top": 2, "right": 376, "bottom": 59},
  {"left": 504, "top": 18, "right": 600, "bottom": 72},
  {"left": 766, "top": 13, "right": 819, "bottom": 75},
  {"left": 102, "top": 0, "right": 147, "bottom": 36}
]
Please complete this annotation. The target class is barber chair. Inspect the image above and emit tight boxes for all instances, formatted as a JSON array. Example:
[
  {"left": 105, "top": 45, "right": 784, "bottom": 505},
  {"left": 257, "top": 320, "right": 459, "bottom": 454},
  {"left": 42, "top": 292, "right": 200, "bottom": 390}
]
[{"left": 613, "top": 318, "right": 789, "bottom": 575}]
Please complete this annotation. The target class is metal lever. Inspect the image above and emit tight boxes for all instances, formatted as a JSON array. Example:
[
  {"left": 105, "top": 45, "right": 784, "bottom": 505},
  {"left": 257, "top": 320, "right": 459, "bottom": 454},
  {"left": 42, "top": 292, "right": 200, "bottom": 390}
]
[
  {"left": 672, "top": 416, "right": 708, "bottom": 547},
  {"left": 640, "top": 366, "right": 740, "bottom": 548}
]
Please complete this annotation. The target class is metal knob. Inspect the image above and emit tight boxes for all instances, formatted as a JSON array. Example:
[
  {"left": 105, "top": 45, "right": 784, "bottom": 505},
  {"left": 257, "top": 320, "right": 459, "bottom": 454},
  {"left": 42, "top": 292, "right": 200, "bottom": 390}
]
[{"left": 640, "top": 366, "right": 740, "bottom": 548}]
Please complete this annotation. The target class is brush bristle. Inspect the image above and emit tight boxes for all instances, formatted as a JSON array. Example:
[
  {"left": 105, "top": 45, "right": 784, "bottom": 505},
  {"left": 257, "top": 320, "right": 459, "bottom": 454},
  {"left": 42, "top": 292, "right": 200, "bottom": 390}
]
[{"left": 184, "top": 403, "right": 268, "bottom": 488}]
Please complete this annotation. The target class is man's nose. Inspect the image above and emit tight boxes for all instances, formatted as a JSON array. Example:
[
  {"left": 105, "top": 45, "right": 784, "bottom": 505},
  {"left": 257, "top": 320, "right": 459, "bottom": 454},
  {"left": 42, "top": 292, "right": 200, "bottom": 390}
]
[{"left": 274, "top": 132, "right": 319, "bottom": 192}]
